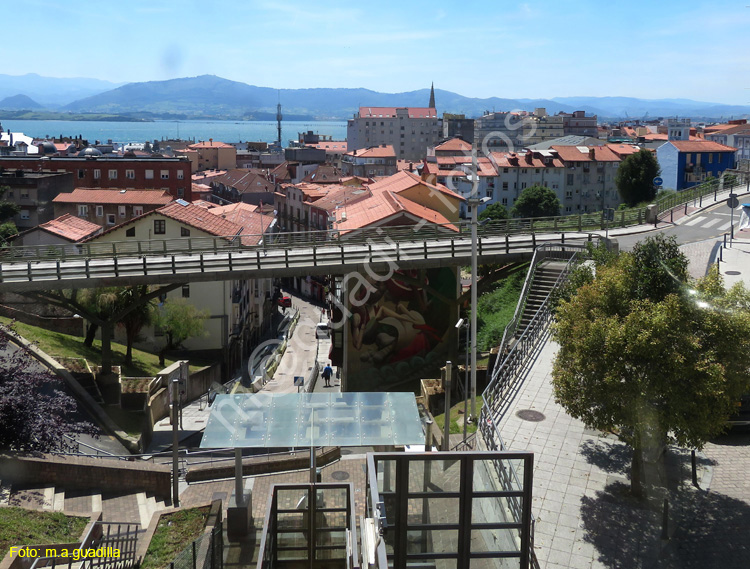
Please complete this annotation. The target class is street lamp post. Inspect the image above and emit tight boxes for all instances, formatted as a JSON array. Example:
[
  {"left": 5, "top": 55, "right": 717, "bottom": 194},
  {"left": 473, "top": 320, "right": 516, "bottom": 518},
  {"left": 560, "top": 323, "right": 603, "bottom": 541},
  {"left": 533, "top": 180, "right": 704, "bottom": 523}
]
[
  {"left": 466, "top": 186, "right": 490, "bottom": 423},
  {"left": 455, "top": 318, "right": 469, "bottom": 443}
]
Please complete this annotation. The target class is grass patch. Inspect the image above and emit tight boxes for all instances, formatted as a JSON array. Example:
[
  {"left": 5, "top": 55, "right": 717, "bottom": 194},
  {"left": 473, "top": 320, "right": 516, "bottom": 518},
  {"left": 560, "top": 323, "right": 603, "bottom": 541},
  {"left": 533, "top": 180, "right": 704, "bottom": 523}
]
[
  {"left": 0, "top": 508, "right": 89, "bottom": 559},
  {"left": 140, "top": 506, "right": 210, "bottom": 569},
  {"left": 476, "top": 271, "right": 525, "bottom": 351},
  {"left": 434, "top": 395, "right": 484, "bottom": 435},
  {"left": 103, "top": 406, "right": 145, "bottom": 438},
  {"left": 0, "top": 317, "right": 209, "bottom": 377}
]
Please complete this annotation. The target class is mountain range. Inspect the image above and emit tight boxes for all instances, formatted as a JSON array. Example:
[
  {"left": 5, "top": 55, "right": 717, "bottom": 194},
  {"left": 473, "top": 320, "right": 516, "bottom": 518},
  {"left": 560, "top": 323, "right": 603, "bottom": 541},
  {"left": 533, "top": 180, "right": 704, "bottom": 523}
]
[{"left": 1, "top": 73, "right": 748, "bottom": 122}]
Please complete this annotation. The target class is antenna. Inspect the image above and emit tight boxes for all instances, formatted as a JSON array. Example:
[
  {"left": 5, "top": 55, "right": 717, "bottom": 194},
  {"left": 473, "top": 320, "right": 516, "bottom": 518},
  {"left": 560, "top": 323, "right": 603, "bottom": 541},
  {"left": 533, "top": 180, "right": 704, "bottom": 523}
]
[{"left": 276, "top": 90, "right": 283, "bottom": 148}]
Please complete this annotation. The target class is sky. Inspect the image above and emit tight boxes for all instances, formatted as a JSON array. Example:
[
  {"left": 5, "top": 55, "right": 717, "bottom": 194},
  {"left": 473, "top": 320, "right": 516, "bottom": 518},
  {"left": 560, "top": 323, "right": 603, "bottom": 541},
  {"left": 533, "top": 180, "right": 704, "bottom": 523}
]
[{"left": 2, "top": 0, "right": 750, "bottom": 105}]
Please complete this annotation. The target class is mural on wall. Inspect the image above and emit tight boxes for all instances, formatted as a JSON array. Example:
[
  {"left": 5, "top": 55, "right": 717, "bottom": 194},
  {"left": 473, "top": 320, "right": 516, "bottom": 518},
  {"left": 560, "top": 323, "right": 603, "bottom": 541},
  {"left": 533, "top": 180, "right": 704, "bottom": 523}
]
[{"left": 347, "top": 266, "right": 458, "bottom": 391}]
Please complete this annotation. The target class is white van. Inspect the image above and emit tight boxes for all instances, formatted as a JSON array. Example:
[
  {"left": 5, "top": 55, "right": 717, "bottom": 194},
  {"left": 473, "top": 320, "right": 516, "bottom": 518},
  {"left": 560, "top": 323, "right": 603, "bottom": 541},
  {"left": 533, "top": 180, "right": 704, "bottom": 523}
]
[{"left": 315, "top": 323, "right": 330, "bottom": 339}]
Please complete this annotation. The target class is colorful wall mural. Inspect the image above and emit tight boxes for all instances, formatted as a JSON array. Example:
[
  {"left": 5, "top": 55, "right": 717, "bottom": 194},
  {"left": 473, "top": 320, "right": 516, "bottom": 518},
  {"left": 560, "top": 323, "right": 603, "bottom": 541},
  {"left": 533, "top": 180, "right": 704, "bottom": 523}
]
[{"left": 345, "top": 266, "right": 458, "bottom": 391}]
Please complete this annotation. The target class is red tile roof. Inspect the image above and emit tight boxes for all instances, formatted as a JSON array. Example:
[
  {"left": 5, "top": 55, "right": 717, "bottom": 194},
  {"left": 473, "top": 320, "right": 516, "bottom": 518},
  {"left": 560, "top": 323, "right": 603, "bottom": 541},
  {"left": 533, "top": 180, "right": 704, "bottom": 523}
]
[
  {"left": 36, "top": 214, "right": 102, "bottom": 242},
  {"left": 668, "top": 140, "right": 737, "bottom": 152},
  {"left": 346, "top": 145, "right": 396, "bottom": 159},
  {"left": 156, "top": 201, "right": 244, "bottom": 239},
  {"left": 311, "top": 141, "right": 348, "bottom": 152},
  {"left": 192, "top": 170, "right": 227, "bottom": 181},
  {"left": 367, "top": 170, "right": 464, "bottom": 201},
  {"left": 358, "top": 107, "right": 438, "bottom": 119},
  {"left": 309, "top": 186, "right": 372, "bottom": 212},
  {"left": 208, "top": 202, "right": 275, "bottom": 236},
  {"left": 490, "top": 151, "right": 564, "bottom": 169},
  {"left": 435, "top": 138, "right": 473, "bottom": 153},
  {"left": 302, "top": 165, "right": 343, "bottom": 184},
  {"left": 211, "top": 169, "right": 275, "bottom": 194},
  {"left": 189, "top": 141, "right": 235, "bottom": 149},
  {"left": 53, "top": 188, "right": 173, "bottom": 205}
]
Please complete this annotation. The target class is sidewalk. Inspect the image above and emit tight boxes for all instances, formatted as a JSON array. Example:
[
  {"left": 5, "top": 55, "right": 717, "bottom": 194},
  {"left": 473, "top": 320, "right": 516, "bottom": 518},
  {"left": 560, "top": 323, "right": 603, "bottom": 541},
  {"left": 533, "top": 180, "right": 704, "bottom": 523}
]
[{"left": 147, "top": 293, "right": 335, "bottom": 454}]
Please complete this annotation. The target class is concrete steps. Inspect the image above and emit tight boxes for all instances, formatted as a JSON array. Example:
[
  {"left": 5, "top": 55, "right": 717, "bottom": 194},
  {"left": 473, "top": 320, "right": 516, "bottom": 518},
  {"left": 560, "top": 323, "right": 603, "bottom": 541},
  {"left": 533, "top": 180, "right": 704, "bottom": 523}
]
[
  {"left": 514, "top": 262, "right": 566, "bottom": 339},
  {"left": 136, "top": 491, "right": 167, "bottom": 529}
]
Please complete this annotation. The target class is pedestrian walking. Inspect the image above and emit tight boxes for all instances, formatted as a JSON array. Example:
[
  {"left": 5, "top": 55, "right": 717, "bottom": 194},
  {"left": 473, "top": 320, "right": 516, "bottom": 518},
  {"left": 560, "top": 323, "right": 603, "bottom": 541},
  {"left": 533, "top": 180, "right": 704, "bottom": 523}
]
[{"left": 322, "top": 362, "right": 333, "bottom": 387}]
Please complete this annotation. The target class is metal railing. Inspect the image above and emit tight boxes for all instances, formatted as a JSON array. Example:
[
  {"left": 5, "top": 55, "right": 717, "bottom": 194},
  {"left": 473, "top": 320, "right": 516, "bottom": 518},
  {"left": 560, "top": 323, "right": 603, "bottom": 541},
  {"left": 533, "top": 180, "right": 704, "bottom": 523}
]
[{"left": 166, "top": 521, "right": 223, "bottom": 569}]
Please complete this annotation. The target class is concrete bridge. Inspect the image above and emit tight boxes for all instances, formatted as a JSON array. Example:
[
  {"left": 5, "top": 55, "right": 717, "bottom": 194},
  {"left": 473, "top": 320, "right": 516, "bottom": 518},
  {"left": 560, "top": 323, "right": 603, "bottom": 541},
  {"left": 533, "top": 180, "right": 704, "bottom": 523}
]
[{"left": 0, "top": 225, "right": 598, "bottom": 292}]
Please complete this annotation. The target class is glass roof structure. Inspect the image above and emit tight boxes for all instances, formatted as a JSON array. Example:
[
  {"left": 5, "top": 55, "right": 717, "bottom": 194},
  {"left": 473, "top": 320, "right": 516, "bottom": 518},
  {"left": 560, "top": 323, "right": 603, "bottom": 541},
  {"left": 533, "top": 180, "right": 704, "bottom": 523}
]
[{"left": 199, "top": 392, "right": 424, "bottom": 448}]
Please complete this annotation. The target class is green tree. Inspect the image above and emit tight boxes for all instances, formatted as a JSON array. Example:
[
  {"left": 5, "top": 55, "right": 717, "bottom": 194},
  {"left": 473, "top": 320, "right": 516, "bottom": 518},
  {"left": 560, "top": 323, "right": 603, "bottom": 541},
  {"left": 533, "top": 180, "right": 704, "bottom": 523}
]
[
  {"left": 510, "top": 184, "right": 561, "bottom": 218},
  {"left": 116, "top": 286, "right": 155, "bottom": 365},
  {"left": 0, "top": 185, "right": 21, "bottom": 243},
  {"left": 615, "top": 149, "right": 660, "bottom": 206},
  {"left": 478, "top": 202, "right": 509, "bottom": 222},
  {"left": 153, "top": 298, "right": 209, "bottom": 363},
  {"left": 552, "top": 236, "right": 750, "bottom": 498}
]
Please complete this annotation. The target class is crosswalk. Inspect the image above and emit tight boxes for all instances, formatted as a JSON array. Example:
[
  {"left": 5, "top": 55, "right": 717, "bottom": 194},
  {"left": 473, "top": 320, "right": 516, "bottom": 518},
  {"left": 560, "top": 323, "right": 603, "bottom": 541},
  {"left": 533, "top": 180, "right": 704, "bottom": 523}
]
[{"left": 682, "top": 215, "right": 736, "bottom": 231}]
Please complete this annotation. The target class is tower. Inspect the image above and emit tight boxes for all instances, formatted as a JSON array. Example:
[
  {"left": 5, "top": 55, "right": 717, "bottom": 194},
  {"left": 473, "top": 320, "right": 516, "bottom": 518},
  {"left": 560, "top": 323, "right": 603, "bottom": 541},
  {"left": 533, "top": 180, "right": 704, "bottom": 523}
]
[
  {"left": 428, "top": 82, "right": 435, "bottom": 109},
  {"left": 276, "top": 102, "right": 283, "bottom": 147}
]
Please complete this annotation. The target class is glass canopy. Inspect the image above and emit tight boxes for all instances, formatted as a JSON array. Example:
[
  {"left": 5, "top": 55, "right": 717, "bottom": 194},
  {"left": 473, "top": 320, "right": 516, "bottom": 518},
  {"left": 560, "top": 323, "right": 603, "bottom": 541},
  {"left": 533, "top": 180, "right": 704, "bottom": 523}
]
[{"left": 199, "top": 392, "right": 424, "bottom": 448}]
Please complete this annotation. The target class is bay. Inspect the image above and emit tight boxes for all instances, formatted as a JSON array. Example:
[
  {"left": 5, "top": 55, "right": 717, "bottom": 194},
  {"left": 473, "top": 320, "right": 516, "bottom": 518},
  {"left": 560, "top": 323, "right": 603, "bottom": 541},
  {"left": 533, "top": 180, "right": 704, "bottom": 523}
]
[{"left": 0, "top": 119, "right": 348, "bottom": 146}]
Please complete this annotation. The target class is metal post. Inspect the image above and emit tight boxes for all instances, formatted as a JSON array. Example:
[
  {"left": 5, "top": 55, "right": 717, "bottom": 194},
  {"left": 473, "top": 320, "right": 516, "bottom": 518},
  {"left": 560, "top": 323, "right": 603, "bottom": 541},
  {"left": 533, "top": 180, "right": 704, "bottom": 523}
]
[
  {"left": 691, "top": 450, "right": 698, "bottom": 488},
  {"left": 310, "top": 408, "right": 316, "bottom": 483},
  {"left": 235, "top": 448, "right": 243, "bottom": 507},
  {"left": 172, "top": 377, "right": 180, "bottom": 507},
  {"left": 443, "top": 361, "right": 452, "bottom": 451},
  {"left": 463, "top": 332, "right": 469, "bottom": 444},
  {"left": 731, "top": 198, "right": 735, "bottom": 246},
  {"left": 470, "top": 199, "right": 479, "bottom": 423}
]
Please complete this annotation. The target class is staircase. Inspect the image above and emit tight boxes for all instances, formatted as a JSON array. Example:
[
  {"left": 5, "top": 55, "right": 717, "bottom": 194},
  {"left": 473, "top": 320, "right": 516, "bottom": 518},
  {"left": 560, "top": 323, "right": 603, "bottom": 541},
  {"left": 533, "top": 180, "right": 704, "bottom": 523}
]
[
  {"left": 513, "top": 260, "right": 567, "bottom": 340},
  {"left": 2, "top": 482, "right": 167, "bottom": 529}
]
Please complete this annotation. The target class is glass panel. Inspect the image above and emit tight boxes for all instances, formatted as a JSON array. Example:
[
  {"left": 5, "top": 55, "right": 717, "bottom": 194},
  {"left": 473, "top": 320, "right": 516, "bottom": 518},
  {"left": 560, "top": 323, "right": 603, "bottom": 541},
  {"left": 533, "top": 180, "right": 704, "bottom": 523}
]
[
  {"left": 407, "top": 497, "right": 460, "bottom": 525},
  {"left": 408, "top": 459, "right": 461, "bottom": 493},
  {"left": 405, "top": 529, "right": 459, "bottom": 555},
  {"left": 473, "top": 458, "right": 525, "bottom": 493},
  {"left": 317, "top": 487, "right": 348, "bottom": 511},
  {"left": 470, "top": 528, "right": 521, "bottom": 554},
  {"left": 471, "top": 497, "right": 518, "bottom": 526},
  {"left": 200, "top": 392, "right": 424, "bottom": 448},
  {"left": 315, "top": 511, "right": 348, "bottom": 530},
  {"left": 276, "top": 512, "right": 306, "bottom": 531},
  {"left": 468, "top": 558, "right": 512, "bottom": 569},
  {"left": 276, "top": 488, "right": 309, "bottom": 511}
]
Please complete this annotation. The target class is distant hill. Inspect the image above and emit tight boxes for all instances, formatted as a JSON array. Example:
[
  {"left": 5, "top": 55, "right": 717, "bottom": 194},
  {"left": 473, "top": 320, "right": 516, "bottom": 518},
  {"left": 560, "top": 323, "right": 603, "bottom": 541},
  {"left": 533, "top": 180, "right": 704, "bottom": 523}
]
[
  {"left": 0, "top": 94, "right": 42, "bottom": 110},
  {"left": 0, "top": 73, "right": 124, "bottom": 108},
  {"left": 14, "top": 73, "right": 750, "bottom": 121}
]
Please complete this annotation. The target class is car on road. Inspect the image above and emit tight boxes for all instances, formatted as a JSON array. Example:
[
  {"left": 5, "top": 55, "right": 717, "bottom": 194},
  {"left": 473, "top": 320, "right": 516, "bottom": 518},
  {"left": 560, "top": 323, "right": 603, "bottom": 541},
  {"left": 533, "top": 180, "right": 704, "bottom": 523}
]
[
  {"left": 315, "top": 323, "right": 330, "bottom": 339},
  {"left": 278, "top": 295, "right": 292, "bottom": 308}
]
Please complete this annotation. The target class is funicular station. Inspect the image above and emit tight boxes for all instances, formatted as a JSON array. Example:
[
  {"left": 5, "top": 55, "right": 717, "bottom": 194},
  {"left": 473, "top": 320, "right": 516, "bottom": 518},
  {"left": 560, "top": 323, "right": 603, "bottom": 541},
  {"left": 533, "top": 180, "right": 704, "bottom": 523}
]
[{"left": 200, "top": 392, "right": 534, "bottom": 569}]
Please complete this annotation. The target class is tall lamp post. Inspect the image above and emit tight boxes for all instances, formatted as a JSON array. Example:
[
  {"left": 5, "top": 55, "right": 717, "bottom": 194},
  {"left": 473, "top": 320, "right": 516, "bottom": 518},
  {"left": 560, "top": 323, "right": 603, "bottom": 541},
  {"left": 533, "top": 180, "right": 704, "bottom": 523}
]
[
  {"left": 455, "top": 318, "right": 469, "bottom": 442},
  {"left": 466, "top": 189, "right": 490, "bottom": 423}
]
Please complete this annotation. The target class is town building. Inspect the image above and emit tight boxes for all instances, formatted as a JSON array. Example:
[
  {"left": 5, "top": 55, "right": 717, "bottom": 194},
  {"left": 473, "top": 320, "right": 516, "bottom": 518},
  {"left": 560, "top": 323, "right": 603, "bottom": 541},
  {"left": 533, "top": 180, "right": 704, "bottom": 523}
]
[
  {"left": 185, "top": 140, "right": 237, "bottom": 171},
  {"left": 521, "top": 108, "right": 565, "bottom": 145},
  {"left": 442, "top": 113, "right": 474, "bottom": 143},
  {"left": 86, "top": 200, "right": 276, "bottom": 371},
  {"left": 473, "top": 111, "right": 529, "bottom": 152},
  {"left": 52, "top": 188, "right": 173, "bottom": 226},
  {"left": 12, "top": 213, "right": 102, "bottom": 247},
  {"left": 0, "top": 155, "right": 193, "bottom": 200},
  {"left": 207, "top": 169, "right": 276, "bottom": 206},
  {"left": 341, "top": 145, "right": 398, "bottom": 178},
  {"left": 0, "top": 169, "right": 74, "bottom": 229},
  {"left": 560, "top": 110, "right": 599, "bottom": 138},
  {"left": 347, "top": 105, "right": 440, "bottom": 161},
  {"left": 657, "top": 140, "right": 737, "bottom": 190},
  {"left": 704, "top": 120, "right": 750, "bottom": 161}
]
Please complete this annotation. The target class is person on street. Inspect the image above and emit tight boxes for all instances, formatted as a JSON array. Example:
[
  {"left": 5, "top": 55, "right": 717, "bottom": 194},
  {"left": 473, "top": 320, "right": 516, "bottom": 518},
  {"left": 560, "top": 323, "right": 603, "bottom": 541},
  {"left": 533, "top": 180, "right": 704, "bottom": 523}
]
[{"left": 322, "top": 363, "right": 333, "bottom": 387}]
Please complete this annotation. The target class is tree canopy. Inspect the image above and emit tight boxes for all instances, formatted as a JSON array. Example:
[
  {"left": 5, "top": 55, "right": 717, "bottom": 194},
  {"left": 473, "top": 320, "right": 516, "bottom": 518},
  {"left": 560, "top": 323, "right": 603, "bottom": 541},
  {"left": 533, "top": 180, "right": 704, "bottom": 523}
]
[
  {"left": 0, "top": 328, "right": 96, "bottom": 452},
  {"left": 0, "top": 185, "right": 21, "bottom": 243},
  {"left": 153, "top": 298, "right": 208, "bottom": 352},
  {"left": 478, "top": 202, "right": 509, "bottom": 222},
  {"left": 615, "top": 149, "right": 660, "bottom": 206},
  {"left": 552, "top": 235, "right": 750, "bottom": 497},
  {"left": 511, "top": 184, "right": 561, "bottom": 218}
]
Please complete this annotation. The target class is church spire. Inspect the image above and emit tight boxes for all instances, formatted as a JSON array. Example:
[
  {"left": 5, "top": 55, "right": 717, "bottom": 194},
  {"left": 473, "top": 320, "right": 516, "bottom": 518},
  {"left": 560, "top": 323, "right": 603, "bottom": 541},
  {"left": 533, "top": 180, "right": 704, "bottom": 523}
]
[{"left": 428, "top": 82, "right": 435, "bottom": 109}]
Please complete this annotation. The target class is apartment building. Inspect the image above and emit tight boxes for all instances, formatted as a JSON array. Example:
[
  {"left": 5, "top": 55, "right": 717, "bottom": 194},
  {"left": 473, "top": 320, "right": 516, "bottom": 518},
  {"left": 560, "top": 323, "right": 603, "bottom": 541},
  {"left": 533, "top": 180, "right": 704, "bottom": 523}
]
[
  {"left": 0, "top": 155, "right": 192, "bottom": 200},
  {"left": 341, "top": 145, "right": 398, "bottom": 178},
  {"left": 187, "top": 140, "right": 237, "bottom": 171},
  {"left": 0, "top": 169, "right": 74, "bottom": 229},
  {"left": 347, "top": 107, "right": 440, "bottom": 161},
  {"left": 52, "top": 188, "right": 173, "bottom": 226}
]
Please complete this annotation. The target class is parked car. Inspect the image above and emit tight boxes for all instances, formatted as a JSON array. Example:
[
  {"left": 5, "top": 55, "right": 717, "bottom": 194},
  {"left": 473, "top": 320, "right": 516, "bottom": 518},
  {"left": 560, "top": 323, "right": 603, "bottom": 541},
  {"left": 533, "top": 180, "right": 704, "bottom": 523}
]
[
  {"left": 278, "top": 295, "right": 292, "bottom": 308},
  {"left": 315, "top": 323, "right": 330, "bottom": 339},
  {"left": 727, "top": 394, "right": 750, "bottom": 429}
]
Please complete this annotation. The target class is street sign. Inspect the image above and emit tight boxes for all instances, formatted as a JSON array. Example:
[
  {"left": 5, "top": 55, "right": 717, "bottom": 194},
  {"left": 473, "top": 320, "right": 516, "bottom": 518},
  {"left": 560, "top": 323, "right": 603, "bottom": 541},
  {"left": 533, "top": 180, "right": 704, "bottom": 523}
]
[
  {"left": 728, "top": 195, "right": 739, "bottom": 209},
  {"left": 653, "top": 176, "right": 663, "bottom": 187},
  {"left": 293, "top": 376, "right": 304, "bottom": 387}
]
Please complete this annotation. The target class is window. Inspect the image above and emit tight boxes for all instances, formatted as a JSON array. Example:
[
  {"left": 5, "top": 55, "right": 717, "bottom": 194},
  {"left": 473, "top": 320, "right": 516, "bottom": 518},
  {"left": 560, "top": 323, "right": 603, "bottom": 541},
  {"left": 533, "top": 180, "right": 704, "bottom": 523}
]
[
  {"left": 177, "top": 170, "right": 184, "bottom": 180},
  {"left": 485, "top": 188, "right": 493, "bottom": 198},
  {"left": 108, "top": 169, "right": 117, "bottom": 180},
  {"left": 133, "top": 206, "right": 144, "bottom": 216},
  {"left": 78, "top": 205, "right": 88, "bottom": 217},
  {"left": 181, "top": 227, "right": 190, "bottom": 237},
  {"left": 502, "top": 198, "right": 508, "bottom": 206},
  {"left": 95, "top": 206, "right": 104, "bottom": 217},
  {"left": 177, "top": 188, "right": 184, "bottom": 198},
  {"left": 126, "top": 227, "right": 136, "bottom": 237},
  {"left": 19, "top": 210, "right": 29, "bottom": 220},
  {"left": 106, "top": 214, "right": 116, "bottom": 225},
  {"left": 145, "top": 169, "right": 154, "bottom": 179},
  {"left": 182, "top": 285, "right": 190, "bottom": 298},
  {"left": 521, "top": 169, "right": 527, "bottom": 174},
  {"left": 565, "top": 205, "right": 572, "bottom": 213},
  {"left": 154, "top": 219, "right": 166, "bottom": 234},
  {"left": 119, "top": 205, "right": 126, "bottom": 218},
  {"left": 502, "top": 182, "right": 509, "bottom": 191},
  {"left": 161, "top": 170, "right": 169, "bottom": 179},
  {"left": 521, "top": 182, "right": 527, "bottom": 189},
  {"left": 567, "top": 174, "right": 574, "bottom": 185},
  {"left": 535, "top": 168, "right": 540, "bottom": 174},
  {"left": 78, "top": 169, "right": 85, "bottom": 179},
  {"left": 93, "top": 169, "right": 101, "bottom": 180},
  {"left": 565, "top": 190, "right": 573, "bottom": 199},
  {"left": 126, "top": 169, "right": 135, "bottom": 179}
]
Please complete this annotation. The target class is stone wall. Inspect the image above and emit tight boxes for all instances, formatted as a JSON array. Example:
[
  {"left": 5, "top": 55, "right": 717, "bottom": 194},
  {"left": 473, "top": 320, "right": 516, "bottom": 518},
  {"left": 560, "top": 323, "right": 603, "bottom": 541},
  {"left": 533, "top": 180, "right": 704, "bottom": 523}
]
[{"left": 0, "top": 454, "right": 171, "bottom": 499}]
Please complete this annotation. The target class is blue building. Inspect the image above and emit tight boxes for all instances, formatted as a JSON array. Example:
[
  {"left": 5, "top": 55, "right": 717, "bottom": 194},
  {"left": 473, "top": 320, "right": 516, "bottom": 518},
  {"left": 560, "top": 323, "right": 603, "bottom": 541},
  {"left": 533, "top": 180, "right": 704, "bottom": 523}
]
[{"left": 657, "top": 140, "right": 736, "bottom": 190}]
